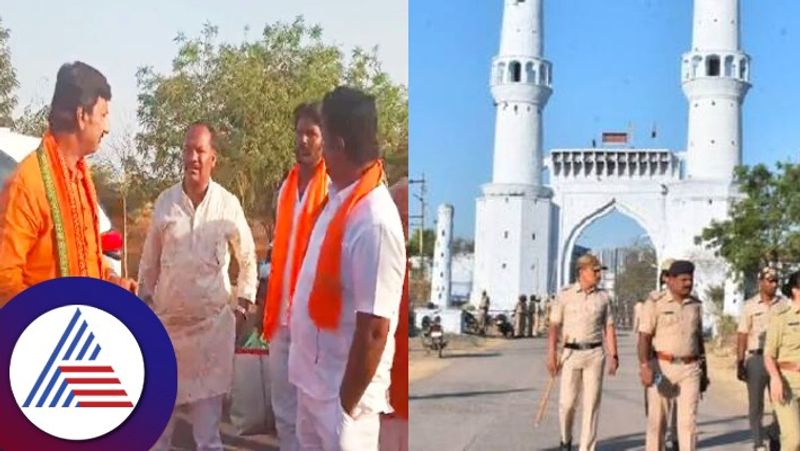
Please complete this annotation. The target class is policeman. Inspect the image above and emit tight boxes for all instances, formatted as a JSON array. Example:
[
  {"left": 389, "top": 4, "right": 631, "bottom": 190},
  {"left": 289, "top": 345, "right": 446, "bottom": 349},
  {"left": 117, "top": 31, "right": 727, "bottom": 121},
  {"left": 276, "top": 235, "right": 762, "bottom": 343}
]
[
  {"left": 528, "top": 294, "right": 538, "bottom": 337},
  {"left": 737, "top": 267, "right": 783, "bottom": 451},
  {"left": 547, "top": 254, "right": 618, "bottom": 451},
  {"left": 638, "top": 260, "right": 706, "bottom": 451},
  {"left": 764, "top": 270, "right": 800, "bottom": 449},
  {"left": 643, "top": 258, "right": 680, "bottom": 450},
  {"left": 478, "top": 290, "right": 491, "bottom": 335},
  {"left": 514, "top": 294, "right": 528, "bottom": 338}
]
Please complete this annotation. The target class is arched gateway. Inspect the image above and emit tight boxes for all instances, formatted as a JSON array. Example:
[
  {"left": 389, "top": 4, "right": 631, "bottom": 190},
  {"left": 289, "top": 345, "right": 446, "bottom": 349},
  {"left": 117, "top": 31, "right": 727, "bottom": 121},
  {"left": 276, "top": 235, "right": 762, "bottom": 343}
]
[{"left": 471, "top": 0, "right": 749, "bottom": 316}]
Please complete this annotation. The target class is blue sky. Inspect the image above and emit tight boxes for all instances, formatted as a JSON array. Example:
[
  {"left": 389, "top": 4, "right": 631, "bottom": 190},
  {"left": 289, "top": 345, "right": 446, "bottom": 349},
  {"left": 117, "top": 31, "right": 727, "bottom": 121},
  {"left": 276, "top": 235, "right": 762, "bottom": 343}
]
[
  {"left": 410, "top": 0, "right": 800, "bottom": 248},
  {"left": 3, "top": 0, "right": 406, "bottom": 150}
]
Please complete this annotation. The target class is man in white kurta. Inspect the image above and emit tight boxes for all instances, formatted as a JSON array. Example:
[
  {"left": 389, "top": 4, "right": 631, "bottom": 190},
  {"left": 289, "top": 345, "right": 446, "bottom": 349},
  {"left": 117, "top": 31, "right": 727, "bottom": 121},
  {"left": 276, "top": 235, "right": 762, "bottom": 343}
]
[
  {"left": 288, "top": 87, "right": 406, "bottom": 450},
  {"left": 139, "top": 122, "right": 257, "bottom": 451}
]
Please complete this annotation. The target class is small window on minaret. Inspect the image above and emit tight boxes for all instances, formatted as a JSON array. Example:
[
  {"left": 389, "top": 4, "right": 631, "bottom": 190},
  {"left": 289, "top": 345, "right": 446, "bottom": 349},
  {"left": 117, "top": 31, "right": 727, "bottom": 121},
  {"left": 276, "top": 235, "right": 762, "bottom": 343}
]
[
  {"left": 706, "top": 55, "right": 720, "bottom": 77},
  {"left": 532, "top": 233, "right": 536, "bottom": 240},
  {"left": 504, "top": 231, "right": 509, "bottom": 238},
  {"left": 510, "top": 61, "right": 522, "bottom": 82}
]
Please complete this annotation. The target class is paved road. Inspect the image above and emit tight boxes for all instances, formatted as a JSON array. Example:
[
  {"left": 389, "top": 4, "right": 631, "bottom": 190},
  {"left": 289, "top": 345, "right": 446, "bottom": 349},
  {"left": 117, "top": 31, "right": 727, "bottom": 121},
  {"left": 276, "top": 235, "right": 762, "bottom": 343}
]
[{"left": 410, "top": 331, "right": 754, "bottom": 451}]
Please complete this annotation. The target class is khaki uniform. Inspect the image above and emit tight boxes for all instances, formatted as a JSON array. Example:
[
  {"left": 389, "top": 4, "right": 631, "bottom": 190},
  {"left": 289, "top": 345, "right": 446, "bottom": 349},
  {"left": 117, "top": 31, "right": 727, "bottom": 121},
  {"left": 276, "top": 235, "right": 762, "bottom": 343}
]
[
  {"left": 514, "top": 300, "right": 527, "bottom": 337},
  {"left": 765, "top": 303, "right": 800, "bottom": 449},
  {"left": 551, "top": 283, "right": 614, "bottom": 451},
  {"left": 639, "top": 291, "right": 703, "bottom": 451},
  {"left": 526, "top": 300, "right": 536, "bottom": 337},
  {"left": 633, "top": 301, "right": 643, "bottom": 335},
  {"left": 738, "top": 294, "right": 784, "bottom": 448}
]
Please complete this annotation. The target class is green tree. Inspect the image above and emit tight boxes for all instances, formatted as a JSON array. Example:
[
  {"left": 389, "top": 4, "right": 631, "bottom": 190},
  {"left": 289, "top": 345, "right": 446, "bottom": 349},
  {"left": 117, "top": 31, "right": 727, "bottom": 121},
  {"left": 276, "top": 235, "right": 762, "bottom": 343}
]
[
  {"left": 135, "top": 18, "right": 408, "bottom": 227},
  {"left": 408, "top": 228, "right": 435, "bottom": 258},
  {"left": 451, "top": 237, "right": 474, "bottom": 255},
  {"left": 13, "top": 103, "right": 48, "bottom": 136},
  {"left": 615, "top": 246, "right": 657, "bottom": 320},
  {"left": 0, "top": 17, "right": 18, "bottom": 127},
  {"left": 696, "top": 163, "right": 800, "bottom": 282}
]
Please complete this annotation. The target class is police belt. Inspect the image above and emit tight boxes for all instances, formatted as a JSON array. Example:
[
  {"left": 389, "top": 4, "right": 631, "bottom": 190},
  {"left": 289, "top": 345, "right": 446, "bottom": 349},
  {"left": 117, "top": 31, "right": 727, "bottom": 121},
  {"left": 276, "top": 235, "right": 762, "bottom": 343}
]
[
  {"left": 656, "top": 352, "right": 700, "bottom": 364},
  {"left": 748, "top": 349, "right": 764, "bottom": 355},
  {"left": 564, "top": 341, "right": 602, "bottom": 351}
]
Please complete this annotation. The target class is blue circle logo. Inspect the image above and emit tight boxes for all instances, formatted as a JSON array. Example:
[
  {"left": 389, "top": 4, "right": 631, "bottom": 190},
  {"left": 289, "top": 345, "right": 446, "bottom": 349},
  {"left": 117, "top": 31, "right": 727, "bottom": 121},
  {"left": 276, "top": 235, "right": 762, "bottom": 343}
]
[{"left": 0, "top": 277, "right": 177, "bottom": 450}]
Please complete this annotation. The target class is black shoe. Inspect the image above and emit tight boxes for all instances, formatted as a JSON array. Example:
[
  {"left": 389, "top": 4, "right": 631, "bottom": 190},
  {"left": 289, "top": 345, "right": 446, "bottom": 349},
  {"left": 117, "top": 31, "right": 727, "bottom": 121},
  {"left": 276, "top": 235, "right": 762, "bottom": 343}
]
[{"left": 559, "top": 441, "right": 572, "bottom": 450}]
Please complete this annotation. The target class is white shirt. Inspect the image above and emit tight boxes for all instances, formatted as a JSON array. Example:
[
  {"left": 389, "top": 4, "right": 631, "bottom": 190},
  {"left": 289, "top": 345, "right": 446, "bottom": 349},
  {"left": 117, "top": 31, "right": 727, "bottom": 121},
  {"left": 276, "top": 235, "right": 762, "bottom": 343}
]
[
  {"left": 288, "top": 180, "right": 406, "bottom": 416},
  {"left": 138, "top": 180, "right": 257, "bottom": 404},
  {"left": 278, "top": 179, "right": 310, "bottom": 327}
]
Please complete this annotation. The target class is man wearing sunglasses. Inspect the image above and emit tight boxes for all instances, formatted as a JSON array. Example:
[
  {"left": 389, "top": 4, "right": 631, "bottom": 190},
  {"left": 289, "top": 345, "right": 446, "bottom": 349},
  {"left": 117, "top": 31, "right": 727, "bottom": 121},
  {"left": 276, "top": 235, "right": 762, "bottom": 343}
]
[{"left": 737, "top": 267, "right": 784, "bottom": 451}]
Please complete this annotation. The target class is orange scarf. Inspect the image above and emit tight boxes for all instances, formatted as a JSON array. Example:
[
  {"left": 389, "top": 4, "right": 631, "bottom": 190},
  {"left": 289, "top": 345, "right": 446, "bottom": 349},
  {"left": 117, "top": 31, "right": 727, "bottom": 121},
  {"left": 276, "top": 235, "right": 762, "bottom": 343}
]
[
  {"left": 309, "top": 160, "right": 385, "bottom": 330},
  {"left": 40, "top": 131, "right": 104, "bottom": 277},
  {"left": 262, "top": 161, "right": 328, "bottom": 340}
]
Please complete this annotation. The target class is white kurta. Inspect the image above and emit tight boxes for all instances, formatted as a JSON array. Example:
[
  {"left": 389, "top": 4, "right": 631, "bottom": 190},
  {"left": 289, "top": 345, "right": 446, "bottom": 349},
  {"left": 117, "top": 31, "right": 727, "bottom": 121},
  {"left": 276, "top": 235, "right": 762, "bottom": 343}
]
[{"left": 138, "top": 180, "right": 257, "bottom": 405}]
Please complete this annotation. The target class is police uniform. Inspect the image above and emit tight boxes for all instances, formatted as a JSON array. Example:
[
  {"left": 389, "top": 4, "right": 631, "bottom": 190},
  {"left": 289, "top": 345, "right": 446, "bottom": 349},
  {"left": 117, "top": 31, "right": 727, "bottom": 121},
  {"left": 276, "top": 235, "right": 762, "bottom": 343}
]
[
  {"left": 739, "top": 291, "right": 784, "bottom": 449},
  {"left": 551, "top": 282, "right": 614, "bottom": 451},
  {"left": 643, "top": 289, "right": 680, "bottom": 450},
  {"left": 765, "top": 302, "right": 800, "bottom": 449},
  {"left": 514, "top": 298, "right": 527, "bottom": 337},
  {"left": 639, "top": 289, "right": 703, "bottom": 451},
  {"left": 527, "top": 296, "right": 537, "bottom": 337}
]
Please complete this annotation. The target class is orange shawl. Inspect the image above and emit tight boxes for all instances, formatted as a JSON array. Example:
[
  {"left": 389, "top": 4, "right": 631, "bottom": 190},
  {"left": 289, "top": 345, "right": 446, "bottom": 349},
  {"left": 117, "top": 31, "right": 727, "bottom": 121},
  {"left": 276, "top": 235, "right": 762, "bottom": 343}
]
[
  {"left": 309, "top": 160, "right": 385, "bottom": 330},
  {"left": 39, "top": 131, "right": 105, "bottom": 278},
  {"left": 262, "top": 161, "right": 328, "bottom": 340}
]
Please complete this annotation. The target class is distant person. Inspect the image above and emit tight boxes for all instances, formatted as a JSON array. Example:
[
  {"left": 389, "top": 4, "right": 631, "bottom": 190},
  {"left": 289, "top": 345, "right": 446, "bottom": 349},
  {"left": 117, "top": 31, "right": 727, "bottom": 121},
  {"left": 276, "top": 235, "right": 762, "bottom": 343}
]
[
  {"left": 479, "top": 290, "right": 491, "bottom": 334},
  {"left": 513, "top": 295, "right": 527, "bottom": 338},
  {"left": 0, "top": 61, "right": 137, "bottom": 305}
]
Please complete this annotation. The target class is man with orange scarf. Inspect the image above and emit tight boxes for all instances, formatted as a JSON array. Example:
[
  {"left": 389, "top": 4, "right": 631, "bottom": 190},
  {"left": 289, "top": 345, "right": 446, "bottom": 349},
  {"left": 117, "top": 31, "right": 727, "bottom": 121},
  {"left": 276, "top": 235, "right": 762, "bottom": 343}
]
[
  {"left": 262, "top": 102, "right": 328, "bottom": 451},
  {"left": 288, "top": 87, "right": 406, "bottom": 450},
  {"left": 0, "top": 62, "right": 136, "bottom": 305},
  {"left": 380, "top": 177, "right": 409, "bottom": 451}
]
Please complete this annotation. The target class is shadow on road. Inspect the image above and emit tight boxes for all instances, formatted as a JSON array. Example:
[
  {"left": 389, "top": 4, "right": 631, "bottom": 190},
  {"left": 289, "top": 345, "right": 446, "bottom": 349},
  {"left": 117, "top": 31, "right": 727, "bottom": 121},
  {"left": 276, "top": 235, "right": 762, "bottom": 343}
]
[
  {"left": 594, "top": 415, "right": 750, "bottom": 451},
  {"left": 410, "top": 386, "right": 533, "bottom": 401}
]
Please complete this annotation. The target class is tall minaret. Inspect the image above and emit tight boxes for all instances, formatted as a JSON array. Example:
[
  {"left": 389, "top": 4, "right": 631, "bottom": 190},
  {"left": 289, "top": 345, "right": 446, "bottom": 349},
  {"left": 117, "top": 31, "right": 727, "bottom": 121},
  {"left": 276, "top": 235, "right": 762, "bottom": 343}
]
[
  {"left": 682, "top": 0, "right": 750, "bottom": 180},
  {"left": 490, "top": 0, "right": 552, "bottom": 185},
  {"left": 472, "top": 0, "right": 555, "bottom": 312}
]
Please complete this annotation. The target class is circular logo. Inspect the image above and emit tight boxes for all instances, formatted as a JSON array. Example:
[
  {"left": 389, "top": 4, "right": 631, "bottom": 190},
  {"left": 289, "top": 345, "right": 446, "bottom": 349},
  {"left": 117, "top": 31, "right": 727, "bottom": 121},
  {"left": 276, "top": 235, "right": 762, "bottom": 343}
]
[
  {"left": 0, "top": 278, "right": 177, "bottom": 451},
  {"left": 9, "top": 305, "right": 145, "bottom": 440}
]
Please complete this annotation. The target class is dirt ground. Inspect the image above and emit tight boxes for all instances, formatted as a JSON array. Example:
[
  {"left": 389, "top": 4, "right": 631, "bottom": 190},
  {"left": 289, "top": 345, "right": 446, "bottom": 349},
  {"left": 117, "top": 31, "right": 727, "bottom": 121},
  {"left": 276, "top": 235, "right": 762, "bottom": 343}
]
[{"left": 409, "top": 333, "right": 515, "bottom": 383}]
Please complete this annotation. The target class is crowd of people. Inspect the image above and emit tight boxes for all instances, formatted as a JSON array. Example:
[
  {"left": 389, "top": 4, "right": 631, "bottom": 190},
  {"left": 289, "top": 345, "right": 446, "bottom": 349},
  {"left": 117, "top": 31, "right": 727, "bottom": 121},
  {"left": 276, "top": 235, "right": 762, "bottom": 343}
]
[
  {"left": 538, "top": 250, "right": 800, "bottom": 451},
  {"left": 0, "top": 61, "right": 408, "bottom": 451}
]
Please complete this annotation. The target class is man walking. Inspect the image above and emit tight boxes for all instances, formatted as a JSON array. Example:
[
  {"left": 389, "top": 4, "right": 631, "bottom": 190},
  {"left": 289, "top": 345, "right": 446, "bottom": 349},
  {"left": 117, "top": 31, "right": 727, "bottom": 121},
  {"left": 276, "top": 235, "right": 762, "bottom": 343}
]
[
  {"left": 738, "top": 267, "right": 783, "bottom": 451},
  {"left": 547, "top": 254, "right": 619, "bottom": 451},
  {"left": 638, "top": 260, "right": 706, "bottom": 451}
]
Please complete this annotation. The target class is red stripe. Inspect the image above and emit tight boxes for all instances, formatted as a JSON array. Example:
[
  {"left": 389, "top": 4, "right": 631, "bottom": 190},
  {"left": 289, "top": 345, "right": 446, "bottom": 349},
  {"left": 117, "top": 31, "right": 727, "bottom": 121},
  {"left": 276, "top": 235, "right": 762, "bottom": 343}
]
[
  {"left": 72, "top": 390, "right": 128, "bottom": 396},
  {"left": 78, "top": 401, "right": 133, "bottom": 408},
  {"left": 65, "top": 378, "right": 120, "bottom": 384},
  {"left": 59, "top": 366, "right": 114, "bottom": 373}
]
